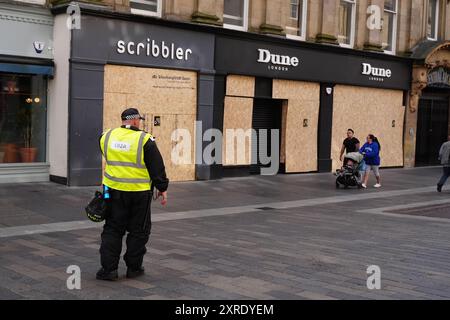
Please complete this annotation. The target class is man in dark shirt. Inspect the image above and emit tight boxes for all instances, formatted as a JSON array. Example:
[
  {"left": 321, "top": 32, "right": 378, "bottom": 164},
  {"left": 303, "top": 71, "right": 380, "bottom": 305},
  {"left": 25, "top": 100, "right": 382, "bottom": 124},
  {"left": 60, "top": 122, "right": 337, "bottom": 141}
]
[{"left": 339, "top": 129, "right": 360, "bottom": 162}]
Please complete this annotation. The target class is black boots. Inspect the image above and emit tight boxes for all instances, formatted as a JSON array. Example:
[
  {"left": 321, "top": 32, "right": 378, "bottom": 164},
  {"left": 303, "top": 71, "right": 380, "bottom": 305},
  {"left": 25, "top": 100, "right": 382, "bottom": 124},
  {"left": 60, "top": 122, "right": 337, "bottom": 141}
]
[
  {"left": 126, "top": 266, "right": 145, "bottom": 279},
  {"left": 96, "top": 267, "right": 145, "bottom": 280},
  {"left": 437, "top": 184, "right": 443, "bottom": 192},
  {"left": 96, "top": 268, "right": 118, "bottom": 281}
]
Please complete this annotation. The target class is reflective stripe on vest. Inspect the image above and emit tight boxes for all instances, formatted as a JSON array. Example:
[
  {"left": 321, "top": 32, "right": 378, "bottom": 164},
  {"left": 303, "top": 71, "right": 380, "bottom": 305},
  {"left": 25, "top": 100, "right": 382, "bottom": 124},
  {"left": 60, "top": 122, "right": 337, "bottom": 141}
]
[
  {"left": 103, "top": 129, "right": 146, "bottom": 169},
  {"left": 104, "top": 172, "right": 150, "bottom": 184}
]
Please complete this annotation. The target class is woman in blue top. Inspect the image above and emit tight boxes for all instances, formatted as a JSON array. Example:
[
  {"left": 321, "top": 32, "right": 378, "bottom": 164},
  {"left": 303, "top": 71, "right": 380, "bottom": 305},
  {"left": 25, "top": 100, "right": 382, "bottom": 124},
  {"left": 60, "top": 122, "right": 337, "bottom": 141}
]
[{"left": 360, "top": 134, "right": 381, "bottom": 189}]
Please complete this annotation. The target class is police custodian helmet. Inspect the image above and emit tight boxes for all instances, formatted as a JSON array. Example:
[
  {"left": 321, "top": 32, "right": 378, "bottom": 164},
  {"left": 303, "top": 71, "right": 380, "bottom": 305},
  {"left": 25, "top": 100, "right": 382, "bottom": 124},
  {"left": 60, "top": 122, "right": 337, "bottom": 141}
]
[{"left": 85, "top": 191, "right": 108, "bottom": 223}]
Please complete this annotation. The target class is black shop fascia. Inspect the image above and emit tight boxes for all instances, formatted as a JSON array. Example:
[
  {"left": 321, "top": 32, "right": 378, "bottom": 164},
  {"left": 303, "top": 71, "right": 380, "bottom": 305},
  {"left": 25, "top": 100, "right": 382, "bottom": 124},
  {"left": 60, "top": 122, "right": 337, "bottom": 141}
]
[
  {"left": 65, "top": 11, "right": 216, "bottom": 186},
  {"left": 215, "top": 35, "right": 412, "bottom": 91}
]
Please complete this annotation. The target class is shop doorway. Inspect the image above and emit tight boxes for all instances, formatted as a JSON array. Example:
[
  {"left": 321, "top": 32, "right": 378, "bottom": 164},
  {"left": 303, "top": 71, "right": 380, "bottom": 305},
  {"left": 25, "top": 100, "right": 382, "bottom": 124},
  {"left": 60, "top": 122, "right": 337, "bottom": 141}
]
[
  {"left": 250, "top": 98, "right": 283, "bottom": 174},
  {"left": 416, "top": 89, "right": 450, "bottom": 166}
]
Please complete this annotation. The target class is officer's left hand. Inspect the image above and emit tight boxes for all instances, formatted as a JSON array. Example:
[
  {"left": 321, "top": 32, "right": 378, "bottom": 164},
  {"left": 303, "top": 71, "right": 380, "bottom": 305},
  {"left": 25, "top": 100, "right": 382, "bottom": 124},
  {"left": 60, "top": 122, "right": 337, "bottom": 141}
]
[{"left": 158, "top": 191, "right": 167, "bottom": 206}]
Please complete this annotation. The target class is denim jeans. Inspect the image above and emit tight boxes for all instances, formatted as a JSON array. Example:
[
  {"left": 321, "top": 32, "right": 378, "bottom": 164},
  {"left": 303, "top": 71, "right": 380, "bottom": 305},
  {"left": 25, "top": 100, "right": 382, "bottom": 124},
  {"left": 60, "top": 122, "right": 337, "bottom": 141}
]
[{"left": 438, "top": 166, "right": 450, "bottom": 186}]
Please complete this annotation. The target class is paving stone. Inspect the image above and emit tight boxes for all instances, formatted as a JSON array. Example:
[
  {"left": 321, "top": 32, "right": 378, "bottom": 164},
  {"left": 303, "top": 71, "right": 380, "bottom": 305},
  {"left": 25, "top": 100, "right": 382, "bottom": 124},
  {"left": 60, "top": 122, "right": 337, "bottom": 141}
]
[{"left": 1, "top": 167, "right": 450, "bottom": 299}]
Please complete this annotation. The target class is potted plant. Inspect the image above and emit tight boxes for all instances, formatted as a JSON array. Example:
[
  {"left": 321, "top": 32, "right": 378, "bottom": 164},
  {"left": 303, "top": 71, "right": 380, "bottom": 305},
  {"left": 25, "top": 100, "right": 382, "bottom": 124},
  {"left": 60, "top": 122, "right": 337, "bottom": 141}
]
[{"left": 17, "top": 106, "right": 37, "bottom": 163}]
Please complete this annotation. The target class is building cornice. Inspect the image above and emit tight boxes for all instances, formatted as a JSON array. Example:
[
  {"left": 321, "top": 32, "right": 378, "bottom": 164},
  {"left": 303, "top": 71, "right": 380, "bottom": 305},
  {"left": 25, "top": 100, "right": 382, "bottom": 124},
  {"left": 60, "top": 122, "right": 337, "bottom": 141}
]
[{"left": 0, "top": 2, "right": 53, "bottom": 25}]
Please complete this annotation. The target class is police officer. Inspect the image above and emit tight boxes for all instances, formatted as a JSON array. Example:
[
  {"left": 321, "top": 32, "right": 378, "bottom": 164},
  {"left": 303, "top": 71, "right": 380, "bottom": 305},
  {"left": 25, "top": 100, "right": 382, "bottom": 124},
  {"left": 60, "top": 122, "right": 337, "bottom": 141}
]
[{"left": 96, "top": 108, "right": 169, "bottom": 281}]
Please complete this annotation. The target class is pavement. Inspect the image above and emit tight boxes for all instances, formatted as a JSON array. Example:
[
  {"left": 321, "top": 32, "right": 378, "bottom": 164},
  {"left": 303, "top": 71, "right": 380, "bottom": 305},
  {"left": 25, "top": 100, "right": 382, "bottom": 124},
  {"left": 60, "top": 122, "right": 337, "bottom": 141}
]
[{"left": 1, "top": 166, "right": 450, "bottom": 299}]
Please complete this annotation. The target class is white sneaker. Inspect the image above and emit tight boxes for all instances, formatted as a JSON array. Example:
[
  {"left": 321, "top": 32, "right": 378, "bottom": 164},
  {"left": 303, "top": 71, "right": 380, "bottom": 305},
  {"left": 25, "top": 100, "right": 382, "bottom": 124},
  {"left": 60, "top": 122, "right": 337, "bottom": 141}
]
[
  {"left": 374, "top": 184, "right": 382, "bottom": 188},
  {"left": 361, "top": 184, "right": 367, "bottom": 189}
]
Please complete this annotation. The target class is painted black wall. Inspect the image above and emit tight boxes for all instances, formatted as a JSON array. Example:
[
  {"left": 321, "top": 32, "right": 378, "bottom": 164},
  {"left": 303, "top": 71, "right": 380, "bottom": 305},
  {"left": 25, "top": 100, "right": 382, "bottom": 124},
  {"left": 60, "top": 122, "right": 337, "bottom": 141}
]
[{"left": 68, "top": 62, "right": 104, "bottom": 186}]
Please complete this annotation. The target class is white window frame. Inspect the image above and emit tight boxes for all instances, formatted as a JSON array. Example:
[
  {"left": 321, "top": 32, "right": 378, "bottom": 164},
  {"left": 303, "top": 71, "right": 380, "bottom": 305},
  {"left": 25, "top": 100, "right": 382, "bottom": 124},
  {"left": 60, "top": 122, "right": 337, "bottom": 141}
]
[
  {"left": 130, "top": 0, "right": 162, "bottom": 18},
  {"left": 223, "top": 0, "right": 249, "bottom": 32},
  {"left": 15, "top": 0, "right": 46, "bottom": 5},
  {"left": 382, "top": 0, "right": 398, "bottom": 55},
  {"left": 338, "top": 0, "right": 356, "bottom": 49},
  {"left": 426, "top": 0, "right": 439, "bottom": 41},
  {"left": 286, "top": 0, "right": 308, "bottom": 41}
]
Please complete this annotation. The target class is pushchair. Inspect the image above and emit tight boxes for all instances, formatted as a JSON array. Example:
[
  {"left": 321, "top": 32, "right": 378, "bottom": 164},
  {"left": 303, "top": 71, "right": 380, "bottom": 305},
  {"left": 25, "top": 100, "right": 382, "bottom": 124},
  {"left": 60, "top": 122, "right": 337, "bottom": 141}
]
[{"left": 335, "top": 152, "right": 364, "bottom": 189}]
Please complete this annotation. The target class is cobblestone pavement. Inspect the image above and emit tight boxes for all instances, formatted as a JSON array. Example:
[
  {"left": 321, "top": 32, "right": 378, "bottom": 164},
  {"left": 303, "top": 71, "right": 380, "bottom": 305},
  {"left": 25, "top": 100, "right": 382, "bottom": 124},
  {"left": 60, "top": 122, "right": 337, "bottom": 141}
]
[{"left": 1, "top": 167, "right": 450, "bottom": 300}]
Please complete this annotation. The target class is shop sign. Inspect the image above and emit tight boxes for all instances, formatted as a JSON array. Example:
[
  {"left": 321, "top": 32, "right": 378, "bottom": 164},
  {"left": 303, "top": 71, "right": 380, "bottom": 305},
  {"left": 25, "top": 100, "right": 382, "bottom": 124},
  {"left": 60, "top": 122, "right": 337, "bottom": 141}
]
[
  {"left": 257, "top": 48, "right": 300, "bottom": 71},
  {"left": 361, "top": 63, "right": 392, "bottom": 82},
  {"left": 427, "top": 67, "right": 450, "bottom": 88},
  {"left": 117, "top": 39, "right": 193, "bottom": 62}
]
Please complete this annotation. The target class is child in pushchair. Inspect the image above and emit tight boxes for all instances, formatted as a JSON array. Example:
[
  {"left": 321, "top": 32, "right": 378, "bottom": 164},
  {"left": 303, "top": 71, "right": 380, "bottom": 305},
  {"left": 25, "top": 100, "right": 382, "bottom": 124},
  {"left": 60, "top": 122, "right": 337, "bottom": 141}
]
[{"left": 335, "top": 152, "right": 365, "bottom": 189}]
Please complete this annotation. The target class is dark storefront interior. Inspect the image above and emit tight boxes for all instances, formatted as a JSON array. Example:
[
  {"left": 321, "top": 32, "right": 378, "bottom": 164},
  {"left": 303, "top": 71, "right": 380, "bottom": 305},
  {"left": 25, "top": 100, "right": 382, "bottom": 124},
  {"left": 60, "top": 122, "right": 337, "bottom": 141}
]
[
  {"left": 250, "top": 98, "right": 283, "bottom": 175},
  {"left": 0, "top": 73, "right": 47, "bottom": 164},
  {"left": 416, "top": 87, "right": 450, "bottom": 166}
]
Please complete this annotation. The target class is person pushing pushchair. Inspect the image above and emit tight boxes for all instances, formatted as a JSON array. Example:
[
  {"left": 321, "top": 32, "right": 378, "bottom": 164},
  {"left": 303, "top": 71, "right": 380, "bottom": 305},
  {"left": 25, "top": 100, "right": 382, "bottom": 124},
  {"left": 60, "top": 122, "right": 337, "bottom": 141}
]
[{"left": 335, "top": 152, "right": 365, "bottom": 189}]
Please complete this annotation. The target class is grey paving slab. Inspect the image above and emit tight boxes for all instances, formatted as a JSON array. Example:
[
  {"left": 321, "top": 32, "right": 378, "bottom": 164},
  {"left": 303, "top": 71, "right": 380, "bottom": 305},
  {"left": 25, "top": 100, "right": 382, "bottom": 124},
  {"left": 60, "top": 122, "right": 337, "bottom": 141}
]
[{"left": 0, "top": 167, "right": 450, "bottom": 299}]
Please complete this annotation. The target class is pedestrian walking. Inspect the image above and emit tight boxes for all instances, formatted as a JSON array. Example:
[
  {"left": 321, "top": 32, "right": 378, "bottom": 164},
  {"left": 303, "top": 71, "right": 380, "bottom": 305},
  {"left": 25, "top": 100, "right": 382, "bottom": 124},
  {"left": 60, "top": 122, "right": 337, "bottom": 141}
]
[
  {"left": 360, "top": 134, "right": 381, "bottom": 189},
  {"left": 339, "top": 129, "right": 360, "bottom": 164},
  {"left": 96, "top": 108, "right": 169, "bottom": 281},
  {"left": 437, "top": 135, "right": 450, "bottom": 192}
]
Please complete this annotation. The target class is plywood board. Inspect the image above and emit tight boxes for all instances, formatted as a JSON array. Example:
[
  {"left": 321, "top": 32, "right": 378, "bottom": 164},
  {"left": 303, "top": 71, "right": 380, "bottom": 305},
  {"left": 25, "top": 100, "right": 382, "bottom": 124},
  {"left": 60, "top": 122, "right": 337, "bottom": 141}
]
[
  {"left": 332, "top": 85, "right": 405, "bottom": 171},
  {"left": 273, "top": 79, "right": 319, "bottom": 101},
  {"left": 222, "top": 96, "right": 253, "bottom": 166},
  {"left": 103, "top": 65, "right": 197, "bottom": 181},
  {"left": 272, "top": 79, "right": 320, "bottom": 173},
  {"left": 104, "top": 65, "right": 136, "bottom": 94},
  {"left": 284, "top": 99, "right": 319, "bottom": 172},
  {"left": 280, "top": 101, "right": 288, "bottom": 164},
  {"left": 226, "top": 75, "right": 255, "bottom": 97},
  {"left": 102, "top": 92, "right": 128, "bottom": 131}
]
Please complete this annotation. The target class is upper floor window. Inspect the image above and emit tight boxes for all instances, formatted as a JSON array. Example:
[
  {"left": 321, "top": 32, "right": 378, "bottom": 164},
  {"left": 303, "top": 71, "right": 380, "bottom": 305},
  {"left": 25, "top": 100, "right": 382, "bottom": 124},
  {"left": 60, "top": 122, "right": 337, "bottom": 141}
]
[
  {"left": 130, "top": 0, "right": 162, "bottom": 18},
  {"left": 286, "top": 0, "right": 308, "bottom": 40},
  {"left": 338, "top": 0, "right": 356, "bottom": 48},
  {"left": 223, "top": 0, "right": 249, "bottom": 31},
  {"left": 426, "top": 0, "right": 439, "bottom": 40},
  {"left": 381, "top": 0, "right": 398, "bottom": 54}
]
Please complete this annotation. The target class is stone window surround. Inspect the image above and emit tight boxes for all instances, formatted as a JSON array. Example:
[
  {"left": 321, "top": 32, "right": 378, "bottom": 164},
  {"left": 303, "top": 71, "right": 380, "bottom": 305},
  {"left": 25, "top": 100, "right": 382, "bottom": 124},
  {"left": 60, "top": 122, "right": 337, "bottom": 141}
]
[
  {"left": 130, "top": 0, "right": 162, "bottom": 18},
  {"left": 223, "top": 0, "right": 249, "bottom": 32},
  {"left": 286, "top": 0, "right": 308, "bottom": 41},
  {"left": 426, "top": 0, "right": 440, "bottom": 41},
  {"left": 382, "top": 0, "right": 398, "bottom": 55},
  {"left": 338, "top": 0, "right": 357, "bottom": 49}
]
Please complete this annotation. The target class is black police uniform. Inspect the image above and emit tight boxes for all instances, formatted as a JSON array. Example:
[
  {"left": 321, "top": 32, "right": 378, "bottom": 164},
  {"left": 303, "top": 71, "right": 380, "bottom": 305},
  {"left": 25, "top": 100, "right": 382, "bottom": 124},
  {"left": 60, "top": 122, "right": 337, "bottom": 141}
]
[{"left": 98, "top": 125, "right": 168, "bottom": 279}]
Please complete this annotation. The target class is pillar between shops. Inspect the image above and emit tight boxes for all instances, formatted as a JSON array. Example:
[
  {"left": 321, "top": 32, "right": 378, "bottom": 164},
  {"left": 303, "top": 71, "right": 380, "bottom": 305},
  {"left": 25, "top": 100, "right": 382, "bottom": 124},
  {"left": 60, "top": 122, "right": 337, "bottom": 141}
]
[
  {"left": 316, "top": 0, "right": 339, "bottom": 45},
  {"left": 318, "top": 83, "right": 335, "bottom": 172},
  {"left": 404, "top": 65, "right": 427, "bottom": 168},
  {"left": 192, "top": 0, "right": 222, "bottom": 26},
  {"left": 259, "top": 0, "right": 284, "bottom": 35},
  {"left": 68, "top": 61, "right": 105, "bottom": 186},
  {"left": 363, "top": 0, "right": 384, "bottom": 52},
  {"left": 196, "top": 72, "right": 226, "bottom": 180}
]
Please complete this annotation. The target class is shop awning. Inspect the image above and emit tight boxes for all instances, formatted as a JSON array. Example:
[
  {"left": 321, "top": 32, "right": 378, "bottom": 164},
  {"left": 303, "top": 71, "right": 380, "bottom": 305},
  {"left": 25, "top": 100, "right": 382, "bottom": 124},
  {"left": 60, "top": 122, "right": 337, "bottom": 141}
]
[{"left": 0, "top": 62, "right": 54, "bottom": 77}]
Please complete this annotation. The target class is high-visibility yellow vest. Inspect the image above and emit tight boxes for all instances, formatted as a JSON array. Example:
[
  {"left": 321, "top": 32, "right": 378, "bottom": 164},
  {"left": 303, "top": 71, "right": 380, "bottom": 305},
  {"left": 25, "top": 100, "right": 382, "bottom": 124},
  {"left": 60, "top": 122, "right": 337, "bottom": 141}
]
[{"left": 100, "top": 127, "right": 153, "bottom": 191}]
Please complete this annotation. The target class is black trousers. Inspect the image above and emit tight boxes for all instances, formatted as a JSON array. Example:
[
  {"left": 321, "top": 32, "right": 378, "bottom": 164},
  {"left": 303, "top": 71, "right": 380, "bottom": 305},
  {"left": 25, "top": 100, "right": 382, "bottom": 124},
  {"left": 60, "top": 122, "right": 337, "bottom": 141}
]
[
  {"left": 438, "top": 166, "right": 450, "bottom": 187},
  {"left": 100, "top": 189, "right": 152, "bottom": 272}
]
